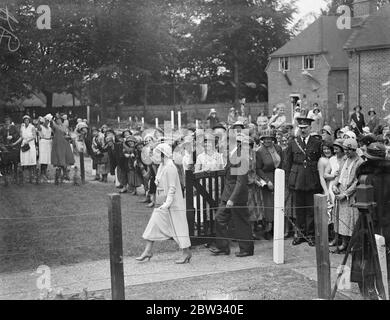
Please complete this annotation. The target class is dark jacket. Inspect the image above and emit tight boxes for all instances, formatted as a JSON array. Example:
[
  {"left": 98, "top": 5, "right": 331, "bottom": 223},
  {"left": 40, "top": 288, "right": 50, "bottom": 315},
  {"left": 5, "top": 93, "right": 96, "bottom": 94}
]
[
  {"left": 351, "top": 159, "right": 390, "bottom": 287},
  {"left": 256, "top": 144, "right": 283, "bottom": 183},
  {"left": 285, "top": 135, "right": 322, "bottom": 191},
  {"left": 221, "top": 151, "right": 249, "bottom": 204},
  {"left": 350, "top": 112, "right": 365, "bottom": 134}
]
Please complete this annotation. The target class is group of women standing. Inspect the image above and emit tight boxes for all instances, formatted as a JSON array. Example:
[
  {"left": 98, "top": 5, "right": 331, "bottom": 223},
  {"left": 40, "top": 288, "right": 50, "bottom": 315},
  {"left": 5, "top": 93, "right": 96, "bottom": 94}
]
[{"left": 2, "top": 114, "right": 75, "bottom": 184}]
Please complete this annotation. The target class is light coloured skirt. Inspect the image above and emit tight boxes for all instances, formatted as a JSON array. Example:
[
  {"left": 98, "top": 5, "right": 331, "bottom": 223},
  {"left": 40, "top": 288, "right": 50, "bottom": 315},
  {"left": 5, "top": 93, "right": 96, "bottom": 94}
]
[
  {"left": 142, "top": 207, "right": 191, "bottom": 249},
  {"left": 39, "top": 139, "right": 52, "bottom": 165},
  {"left": 338, "top": 199, "right": 359, "bottom": 237},
  {"left": 20, "top": 141, "right": 37, "bottom": 166}
]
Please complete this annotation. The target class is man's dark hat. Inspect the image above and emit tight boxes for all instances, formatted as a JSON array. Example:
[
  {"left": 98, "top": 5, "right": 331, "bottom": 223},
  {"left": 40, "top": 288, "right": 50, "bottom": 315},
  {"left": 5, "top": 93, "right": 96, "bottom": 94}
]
[
  {"left": 353, "top": 105, "right": 362, "bottom": 111},
  {"left": 363, "top": 142, "right": 386, "bottom": 160},
  {"left": 122, "top": 129, "right": 132, "bottom": 137},
  {"left": 105, "top": 128, "right": 115, "bottom": 136},
  {"left": 212, "top": 122, "right": 227, "bottom": 131},
  {"left": 296, "top": 117, "right": 314, "bottom": 128}
]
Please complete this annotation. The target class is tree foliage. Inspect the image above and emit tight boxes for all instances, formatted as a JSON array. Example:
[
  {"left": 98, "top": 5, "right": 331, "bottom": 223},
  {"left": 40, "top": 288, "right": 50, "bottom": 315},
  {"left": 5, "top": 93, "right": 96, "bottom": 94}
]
[{"left": 1, "top": 0, "right": 297, "bottom": 111}]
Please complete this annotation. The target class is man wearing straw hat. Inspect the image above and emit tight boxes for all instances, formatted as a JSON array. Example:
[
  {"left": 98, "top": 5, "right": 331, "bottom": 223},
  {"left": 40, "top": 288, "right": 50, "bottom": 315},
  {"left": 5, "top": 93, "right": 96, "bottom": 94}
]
[{"left": 285, "top": 117, "right": 322, "bottom": 247}]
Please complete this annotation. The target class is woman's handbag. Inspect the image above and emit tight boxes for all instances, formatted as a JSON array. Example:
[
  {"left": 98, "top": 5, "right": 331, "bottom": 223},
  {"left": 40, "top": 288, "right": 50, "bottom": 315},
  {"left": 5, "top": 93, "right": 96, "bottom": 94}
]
[
  {"left": 155, "top": 187, "right": 167, "bottom": 206},
  {"left": 21, "top": 144, "right": 30, "bottom": 152}
]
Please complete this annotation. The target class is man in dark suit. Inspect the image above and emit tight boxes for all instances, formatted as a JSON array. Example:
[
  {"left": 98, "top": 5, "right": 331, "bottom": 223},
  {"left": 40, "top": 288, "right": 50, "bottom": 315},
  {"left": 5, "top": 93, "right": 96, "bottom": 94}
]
[
  {"left": 209, "top": 132, "right": 254, "bottom": 257},
  {"left": 285, "top": 117, "right": 322, "bottom": 246},
  {"left": 350, "top": 105, "right": 365, "bottom": 136}
]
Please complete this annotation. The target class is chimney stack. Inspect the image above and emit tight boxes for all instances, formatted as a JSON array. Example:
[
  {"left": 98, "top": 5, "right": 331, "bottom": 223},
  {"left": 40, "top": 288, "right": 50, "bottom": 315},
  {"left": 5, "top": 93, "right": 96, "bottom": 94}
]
[{"left": 353, "top": 0, "right": 377, "bottom": 17}]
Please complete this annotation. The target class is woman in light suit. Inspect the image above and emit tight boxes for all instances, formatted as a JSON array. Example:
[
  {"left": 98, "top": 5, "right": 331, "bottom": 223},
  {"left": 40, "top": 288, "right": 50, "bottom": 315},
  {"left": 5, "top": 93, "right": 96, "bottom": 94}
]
[{"left": 136, "top": 143, "right": 192, "bottom": 264}]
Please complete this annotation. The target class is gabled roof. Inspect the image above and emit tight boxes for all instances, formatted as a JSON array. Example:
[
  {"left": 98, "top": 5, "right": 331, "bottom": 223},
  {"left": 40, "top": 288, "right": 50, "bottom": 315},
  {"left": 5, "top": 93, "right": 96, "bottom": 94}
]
[
  {"left": 344, "top": 4, "right": 390, "bottom": 51},
  {"left": 270, "top": 16, "right": 354, "bottom": 70}
]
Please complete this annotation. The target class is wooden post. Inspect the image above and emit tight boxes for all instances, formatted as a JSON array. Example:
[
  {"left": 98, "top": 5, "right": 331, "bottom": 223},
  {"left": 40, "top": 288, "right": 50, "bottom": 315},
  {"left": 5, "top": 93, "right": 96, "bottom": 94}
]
[
  {"left": 375, "top": 234, "right": 389, "bottom": 300},
  {"left": 155, "top": 118, "right": 158, "bottom": 128},
  {"left": 314, "top": 194, "right": 331, "bottom": 300},
  {"left": 79, "top": 152, "right": 85, "bottom": 184},
  {"left": 273, "top": 169, "right": 285, "bottom": 264},
  {"left": 108, "top": 194, "right": 125, "bottom": 300},
  {"left": 171, "top": 110, "right": 174, "bottom": 129},
  {"left": 185, "top": 170, "right": 195, "bottom": 245}
]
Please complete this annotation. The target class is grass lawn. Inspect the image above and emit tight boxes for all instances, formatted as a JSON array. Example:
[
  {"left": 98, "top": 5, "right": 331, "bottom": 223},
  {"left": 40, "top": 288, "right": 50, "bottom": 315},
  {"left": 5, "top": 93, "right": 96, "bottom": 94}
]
[{"left": 0, "top": 157, "right": 177, "bottom": 274}]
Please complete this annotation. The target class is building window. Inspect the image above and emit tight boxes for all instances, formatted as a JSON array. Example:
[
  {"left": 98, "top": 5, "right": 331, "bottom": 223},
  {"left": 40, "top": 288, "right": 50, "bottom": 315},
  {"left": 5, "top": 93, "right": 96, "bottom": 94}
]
[
  {"left": 279, "top": 57, "right": 289, "bottom": 71},
  {"left": 303, "top": 55, "right": 315, "bottom": 70}
]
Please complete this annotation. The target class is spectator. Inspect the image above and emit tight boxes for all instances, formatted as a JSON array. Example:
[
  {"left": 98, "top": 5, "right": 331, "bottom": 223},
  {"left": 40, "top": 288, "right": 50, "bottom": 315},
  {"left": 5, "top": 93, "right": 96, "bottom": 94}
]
[
  {"left": 227, "top": 107, "right": 237, "bottom": 126},
  {"left": 256, "top": 111, "right": 268, "bottom": 131},
  {"left": 268, "top": 106, "right": 286, "bottom": 130},
  {"left": 367, "top": 108, "right": 379, "bottom": 133},
  {"left": 350, "top": 105, "right": 365, "bottom": 135},
  {"left": 207, "top": 108, "right": 219, "bottom": 130},
  {"left": 332, "top": 138, "right": 363, "bottom": 253}
]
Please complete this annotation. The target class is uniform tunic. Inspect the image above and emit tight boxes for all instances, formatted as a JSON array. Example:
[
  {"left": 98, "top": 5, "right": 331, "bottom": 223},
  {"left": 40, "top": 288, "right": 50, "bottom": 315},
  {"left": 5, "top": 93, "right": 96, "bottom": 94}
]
[{"left": 20, "top": 124, "right": 37, "bottom": 166}]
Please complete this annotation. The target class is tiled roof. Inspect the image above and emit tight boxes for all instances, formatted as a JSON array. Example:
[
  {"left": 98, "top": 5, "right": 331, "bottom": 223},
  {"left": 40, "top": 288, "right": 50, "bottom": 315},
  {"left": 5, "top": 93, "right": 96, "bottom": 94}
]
[
  {"left": 344, "top": 4, "right": 390, "bottom": 51},
  {"left": 270, "top": 16, "right": 353, "bottom": 70}
]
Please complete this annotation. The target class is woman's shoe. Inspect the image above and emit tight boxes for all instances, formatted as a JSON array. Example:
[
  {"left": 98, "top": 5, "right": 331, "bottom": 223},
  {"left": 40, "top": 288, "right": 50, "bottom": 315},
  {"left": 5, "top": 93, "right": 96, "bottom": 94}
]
[
  {"left": 146, "top": 201, "right": 155, "bottom": 208},
  {"left": 119, "top": 188, "right": 128, "bottom": 194},
  {"left": 329, "top": 238, "right": 338, "bottom": 247},
  {"left": 175, "top": 254, "right": 192, "bottom": 264},
  {"left": 135, "top": 253, "right": 153, "bottom": 262}
]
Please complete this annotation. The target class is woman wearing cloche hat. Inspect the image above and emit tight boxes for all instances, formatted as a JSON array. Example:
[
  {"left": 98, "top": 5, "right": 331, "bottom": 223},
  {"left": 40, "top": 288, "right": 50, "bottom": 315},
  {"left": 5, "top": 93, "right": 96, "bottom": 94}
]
[
  {"left": 137, "top": 143, "right": 192, "bottom": 264},
  {"left": 331, "top": 138, "right": 363, "bottom": 253}
]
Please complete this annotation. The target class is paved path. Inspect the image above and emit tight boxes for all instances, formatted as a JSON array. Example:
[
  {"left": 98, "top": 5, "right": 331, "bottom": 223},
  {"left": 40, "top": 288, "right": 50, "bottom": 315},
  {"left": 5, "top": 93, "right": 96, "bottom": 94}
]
[{"left": 0, "top": 240, "right": 362, "bottom": 300}]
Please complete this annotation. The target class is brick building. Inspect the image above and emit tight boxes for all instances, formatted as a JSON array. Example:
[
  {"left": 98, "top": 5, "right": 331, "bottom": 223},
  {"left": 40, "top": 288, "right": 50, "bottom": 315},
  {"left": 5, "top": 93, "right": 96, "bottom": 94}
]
[{"left": 266, "top": 0, "right": 390, "bottom": 129}]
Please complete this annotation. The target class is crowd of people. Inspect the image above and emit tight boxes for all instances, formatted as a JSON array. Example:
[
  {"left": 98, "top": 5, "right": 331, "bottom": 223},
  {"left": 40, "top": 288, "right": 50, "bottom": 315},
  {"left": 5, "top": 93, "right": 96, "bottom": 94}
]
[{"left": 1, "top": 101, "right": 390, "bottom": 262}]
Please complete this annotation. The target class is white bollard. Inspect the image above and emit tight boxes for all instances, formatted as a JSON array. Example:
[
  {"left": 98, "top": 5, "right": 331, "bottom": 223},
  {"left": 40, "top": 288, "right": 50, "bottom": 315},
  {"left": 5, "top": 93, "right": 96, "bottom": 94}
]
[
  {"left": 171, "top": 110, "right": 174, "bottom": 129},
  {"left": 155, "top": 118, "right": 159, "bottom": 128},
  {"left": 97, "top": 115, "right": 100, "bottom": 123},
  {"left": 178, "top": 111, "right": 182, "bottom": 129},
  {"left": 273, "top": 169, "right": 285, "bottom": 264},
  {"left": 196, "top": 119, "right": 199, "bottom": 129},
  {"left": 141, "top": 117, "right": 144, "bottom": 127},
  {"left": 87, "top": 105, "right": 90, "bottom": 124},
  {"left": 375, "top": 234, "right": 389, "bottom": 300},
  {"left": 117, "top": 116, "right": 120, "bottom": 123}
]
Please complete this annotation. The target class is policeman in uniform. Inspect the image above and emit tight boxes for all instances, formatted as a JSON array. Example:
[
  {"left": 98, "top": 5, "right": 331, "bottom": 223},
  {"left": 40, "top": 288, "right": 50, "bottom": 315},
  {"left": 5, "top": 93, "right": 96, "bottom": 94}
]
[{"left": 285, "top": 117, "right": 322, "bottom": 246}]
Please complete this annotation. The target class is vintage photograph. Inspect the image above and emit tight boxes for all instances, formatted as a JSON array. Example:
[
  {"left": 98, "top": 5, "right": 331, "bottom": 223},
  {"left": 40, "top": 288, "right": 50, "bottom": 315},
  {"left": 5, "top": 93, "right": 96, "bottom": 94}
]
[{"left": 1, "top": 0, "right": 390, "bottom": 303}]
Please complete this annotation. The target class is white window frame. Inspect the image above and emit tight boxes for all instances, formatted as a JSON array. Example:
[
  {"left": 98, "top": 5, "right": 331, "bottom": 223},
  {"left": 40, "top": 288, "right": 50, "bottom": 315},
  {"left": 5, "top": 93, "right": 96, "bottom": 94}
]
[
  {"left": 302, "top": 55, "right": 315, "bottom": 70},
  {"left": 279, "top": 57, "right": 289, "bottom": 72}
]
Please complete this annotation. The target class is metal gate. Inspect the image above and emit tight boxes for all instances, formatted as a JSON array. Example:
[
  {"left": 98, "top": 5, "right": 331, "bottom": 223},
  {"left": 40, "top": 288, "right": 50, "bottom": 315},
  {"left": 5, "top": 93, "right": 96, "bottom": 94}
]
[{"left": 185, "top": 169, "right": 226, "bottom": 246}]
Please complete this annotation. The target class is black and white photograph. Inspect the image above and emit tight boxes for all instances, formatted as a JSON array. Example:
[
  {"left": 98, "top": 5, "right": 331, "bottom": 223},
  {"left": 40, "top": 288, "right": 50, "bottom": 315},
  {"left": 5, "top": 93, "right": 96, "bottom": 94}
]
[{"left": 1, "top": 0, "right": 390, "bottom": 305}]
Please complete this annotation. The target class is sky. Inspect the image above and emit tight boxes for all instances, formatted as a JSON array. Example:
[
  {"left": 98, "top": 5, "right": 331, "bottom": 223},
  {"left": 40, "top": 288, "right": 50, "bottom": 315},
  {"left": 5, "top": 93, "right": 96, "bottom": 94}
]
[{"left": 293, "top": 0, "right": 329, "bottom": 25}]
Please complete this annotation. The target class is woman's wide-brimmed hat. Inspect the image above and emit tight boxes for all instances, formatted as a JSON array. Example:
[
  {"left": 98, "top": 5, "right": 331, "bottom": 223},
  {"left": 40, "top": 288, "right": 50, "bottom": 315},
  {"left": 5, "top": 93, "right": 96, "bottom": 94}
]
[
  {"left": 232, "top": 121, "right": 245, "bottom": 129},
  {"left": 321, "top": 125, "right": 332, "bottom": 136},
  {"left": 333, "top": 139, "right": 345, "bottom": 150},
  {"left": 259, "top": 129, "right": 277, "bottom": 142},
  {"left": 368, "top": 108, "right": 376, "bottom": 116},
  {"left": 125, "top": 135, "right": 138, "bottom": 143},
  {"left": 76, "top": 122, "right": 88, "bottom": 131},
  {"left": 155, "top": 143, "right": 172, "bottom": 158},
  {"left": 363, "top": 142, "right": 386, "bottom": 160},
  {"left": 343, "top": 138, "right": 358, "bottom": 150},
  {"left": 209, "top": 108, "right": 217, "bottom": 116},
  {"left": 121, "top": 129, "right": 132, "bottom": 137},
  {"left": 22, "top": 115, "right": 31, "bottom": 121}
]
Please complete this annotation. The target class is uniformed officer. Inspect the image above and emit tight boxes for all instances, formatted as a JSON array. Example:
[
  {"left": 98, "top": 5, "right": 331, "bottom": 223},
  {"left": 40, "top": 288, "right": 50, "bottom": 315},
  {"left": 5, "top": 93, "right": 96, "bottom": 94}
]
[{"left": 285, "top": 117, "right": 322, "bottom": 246}]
